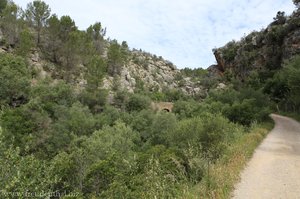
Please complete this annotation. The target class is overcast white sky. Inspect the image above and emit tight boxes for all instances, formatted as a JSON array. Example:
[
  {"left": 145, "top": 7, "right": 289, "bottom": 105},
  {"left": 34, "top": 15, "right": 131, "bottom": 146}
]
[{"left": 13, "top": 0, "right": 295, "bottom": 69}]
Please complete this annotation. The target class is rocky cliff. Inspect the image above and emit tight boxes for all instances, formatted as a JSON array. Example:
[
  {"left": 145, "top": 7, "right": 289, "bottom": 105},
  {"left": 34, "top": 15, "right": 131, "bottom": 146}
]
[
  {"left": 211, "top": 9, "right": 300, "bottom": 80},
  {"left": 5, "top": 44, "right": 206, "bottom": 101},
  {"left": 101, "top": 49, "right": 206, "bottom": 97},
  {"left": 102, "top": 50, "right": 178, "bottom": 93}
]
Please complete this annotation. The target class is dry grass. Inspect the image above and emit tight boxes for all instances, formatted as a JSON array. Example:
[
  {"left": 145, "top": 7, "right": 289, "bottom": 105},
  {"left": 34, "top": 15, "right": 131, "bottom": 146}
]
[{"left": 184, "top": 123, "right": 273, "bottom": 199}]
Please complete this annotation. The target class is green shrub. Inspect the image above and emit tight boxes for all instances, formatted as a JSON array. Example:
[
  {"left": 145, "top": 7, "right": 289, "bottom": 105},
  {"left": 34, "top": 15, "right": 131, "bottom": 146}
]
[
  {"left": 222, "top": 40, "right": 239, "bottom": 62},
  {"left": 209, "top": 87, "right": 271, "bottom": 125},
  {"left": 173, "top": 100, "right": 201, "bottom": 119},
  {"left": 79, "top": 89, "right": 108, "bottom": 113},
  {"left": 94, "top": 105, "right": 122, "bottom": 128},
  {"left": 0, "top": 147, "right": 54, "bottom": 197},
  {"left": 129, "top": 109, "right": 155, "bottom": 141},
  {"left": 30, "top": 79, "right": 75, "bottom": 115},
  {"left": 223, "top": 99, "right": 257, "bottom": 126},
  {"left": 265, "top": 55, "right": 300, "bottom": 113},
  {"left": 0, "top": 54, "right": 31, "bottom": 107},
  {"left": 126, "top": 94, "right": 151, "bottom": 112},
  {"left": 149, "top": 112, "right": 177, "bottom": 146},
  {"left": 0, "top": 100, "right": 51, "bottom": 155},
  {"left": 167, "top": 113, "right": 236, "bottom": 160},
  {"left": 131, "top": 145, "right": 186, "bottom": 198}
]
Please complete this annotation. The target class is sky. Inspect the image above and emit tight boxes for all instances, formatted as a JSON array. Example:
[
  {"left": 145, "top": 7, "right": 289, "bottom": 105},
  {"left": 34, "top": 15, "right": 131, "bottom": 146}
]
[{"left": 13, "top": 0, "right": 295, "bottom": 69}]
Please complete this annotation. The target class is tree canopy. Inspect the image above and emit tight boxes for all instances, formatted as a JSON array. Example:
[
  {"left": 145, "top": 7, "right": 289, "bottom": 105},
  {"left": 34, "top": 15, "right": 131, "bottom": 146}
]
[{"left": 25, "top": 0, "right": 51, "bottom": 44}]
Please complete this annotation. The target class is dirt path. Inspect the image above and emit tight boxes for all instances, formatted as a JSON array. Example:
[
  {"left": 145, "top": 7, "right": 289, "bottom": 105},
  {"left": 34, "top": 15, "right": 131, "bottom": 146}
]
[{"left": 232, "top": 114, "right": 300, "bottom": 199}]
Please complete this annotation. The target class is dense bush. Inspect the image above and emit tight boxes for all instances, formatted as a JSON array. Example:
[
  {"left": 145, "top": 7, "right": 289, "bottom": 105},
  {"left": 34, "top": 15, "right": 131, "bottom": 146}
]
[
  {"left": 173, "top": 100, "right": 205, "bottom": 119},
  {"left": 30, "top": 79, "right": 75, "bottom": 115},
  {"left": 221, "top": 40, "right": 239, "bottom": 62},
  {"left": 0, "top": 147, "right": 54, "bottom": 198},
  {"left": 167, "top": 113, "right": 240, "bottom": 160},
  {"left": 223, "top": 99, "right": 267, "bottom": 126},
  {"left": 0, "top": 0, "right": 294, "bottom": 198},
  {"left": 126, "top": 93, "right": 151, "bottom": 112},
  {"left": 264, "top": 55, "right": 300, "bottom": 113},
  {"left": 0, "top": 54, "right": 31, "bottom": 107},
  {"left": 208, "top": 87, "right": 271, "bottom": 125},
  {"left": 149, "top": 112, "right": 177, "bottom": 146}
]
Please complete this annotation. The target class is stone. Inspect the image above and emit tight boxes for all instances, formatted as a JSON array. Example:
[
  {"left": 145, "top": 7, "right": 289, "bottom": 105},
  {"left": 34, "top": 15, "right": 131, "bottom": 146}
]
[
  {"left": 217, "top": 83, "right": 226, "bottom": 90},
  {"left": 31, "top": 51, "right": 40, "bottom": 62}
]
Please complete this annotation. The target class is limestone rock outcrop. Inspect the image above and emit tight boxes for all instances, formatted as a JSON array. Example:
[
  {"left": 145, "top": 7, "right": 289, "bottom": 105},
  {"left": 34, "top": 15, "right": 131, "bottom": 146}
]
[
  {"left": 102, "top": 49, "right": 205, "bottom": 97},
  {"left": 211, "top": 9, "right": 300, "bottom": 79}
]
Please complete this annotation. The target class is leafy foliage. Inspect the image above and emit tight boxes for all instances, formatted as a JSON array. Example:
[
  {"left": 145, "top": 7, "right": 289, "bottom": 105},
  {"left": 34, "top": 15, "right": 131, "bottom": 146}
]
[
  {"left": 264, "top": 55, "right": 300, "bottom": 113},
  {"left": 0, "top": 0, "right": 7, "bottom": 14},
  {"left": 0, "top": 54, "right": 30, "bottom": 107},
  {"left": 106, "top": 40, "right": 129, "bottom": 76},
  {"left": 15, "top": 29, "right": 34, "bottom": 57},
  {"left": 0, "top": 0, "right": 299, "bottom": 198},
  {"left": 222, "top": 40, "right": 239, "bottom": 62},
  {"left": 25, "top": 0, "right": 51, "bottom": 44},
  {"left": 0, "top": 1, "right": 24, "bottom": 46},
  {"left": 126, "top": 93, "right": 151, "bottom": 112}
]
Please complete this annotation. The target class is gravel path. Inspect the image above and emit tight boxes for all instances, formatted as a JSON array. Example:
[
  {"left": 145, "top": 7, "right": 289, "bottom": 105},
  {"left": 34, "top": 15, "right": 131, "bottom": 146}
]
[{"left": 232, "top": 114, "right": 300, "bottom": 199}]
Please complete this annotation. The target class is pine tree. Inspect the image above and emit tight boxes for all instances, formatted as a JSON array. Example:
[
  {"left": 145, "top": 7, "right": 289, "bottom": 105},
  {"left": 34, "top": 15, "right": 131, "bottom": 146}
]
[{"left": 25, "top": 0, "right": 51, "bottom": 45}]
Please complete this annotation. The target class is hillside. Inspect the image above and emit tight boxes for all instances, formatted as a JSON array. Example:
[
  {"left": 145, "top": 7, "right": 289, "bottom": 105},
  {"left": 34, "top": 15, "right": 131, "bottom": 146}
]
[
  {"left": 210, "top": 9, "right": 300, "bottom": 80},
  {"left": 0, "top": 0, "right": 208, "bottom": 107},
  {"left": 0, "top": 0, "right": 300, "bottom": 198},
  {"left": 209, "top": 8, "right": 300, "bottom": 114}
]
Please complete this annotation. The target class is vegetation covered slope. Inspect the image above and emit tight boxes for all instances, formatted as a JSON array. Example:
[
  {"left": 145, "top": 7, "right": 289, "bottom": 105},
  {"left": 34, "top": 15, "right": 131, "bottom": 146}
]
[
  {"left": 211, "top": 2, "right": 300, "bottom": 114},
  {"left": 0, "top": 0, "right": 209, "bottom": 102},
  {"left": 0, "top": 0, "right": 299, "bottom": 198}
]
